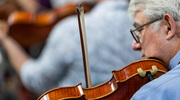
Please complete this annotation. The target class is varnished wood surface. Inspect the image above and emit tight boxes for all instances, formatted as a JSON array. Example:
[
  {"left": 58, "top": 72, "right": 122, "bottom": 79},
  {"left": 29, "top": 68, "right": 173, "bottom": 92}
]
[{"left": 38, "top": 59, "right": 168, "bottom": 100}]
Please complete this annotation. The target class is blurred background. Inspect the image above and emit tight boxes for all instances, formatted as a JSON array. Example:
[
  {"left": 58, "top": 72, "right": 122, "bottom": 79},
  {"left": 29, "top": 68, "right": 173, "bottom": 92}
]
[{"left": 0, "top": 0, "right": 95, "bottom": 99}]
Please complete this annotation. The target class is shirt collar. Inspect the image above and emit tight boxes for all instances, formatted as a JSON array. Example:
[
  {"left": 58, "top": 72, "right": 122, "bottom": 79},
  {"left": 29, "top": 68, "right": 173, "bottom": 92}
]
[{"left": 169, "top": 50, "right": 180, "bottom": 69}]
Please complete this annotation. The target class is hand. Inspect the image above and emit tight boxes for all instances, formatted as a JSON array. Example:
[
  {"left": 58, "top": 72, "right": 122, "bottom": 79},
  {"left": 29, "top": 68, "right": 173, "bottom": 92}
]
[{"left": 0, "top": 21, "right": 9, "bottom": 41}]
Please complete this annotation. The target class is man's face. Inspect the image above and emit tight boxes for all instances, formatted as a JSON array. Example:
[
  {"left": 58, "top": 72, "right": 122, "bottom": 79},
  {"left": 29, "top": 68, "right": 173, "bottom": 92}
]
[{"left": 133, "top": 10, "right": 167, "bottom": 60}]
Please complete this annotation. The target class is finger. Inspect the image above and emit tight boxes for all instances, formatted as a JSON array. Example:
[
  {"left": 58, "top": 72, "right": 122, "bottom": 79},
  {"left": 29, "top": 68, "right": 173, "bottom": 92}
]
[{"left": 0, "top": 21, "right": 9, "bottom": 34}]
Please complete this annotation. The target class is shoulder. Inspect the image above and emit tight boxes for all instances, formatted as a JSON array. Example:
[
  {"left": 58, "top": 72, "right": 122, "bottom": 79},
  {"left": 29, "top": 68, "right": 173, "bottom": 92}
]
[{"left": 131, "top": 65, "right": 180, "bottom": 100}]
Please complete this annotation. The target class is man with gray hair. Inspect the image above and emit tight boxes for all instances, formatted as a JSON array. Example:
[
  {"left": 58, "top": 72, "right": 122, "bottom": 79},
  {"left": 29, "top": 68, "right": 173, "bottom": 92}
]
[{"left": 128, "top": 0, "right": 180, "bottom": 99}]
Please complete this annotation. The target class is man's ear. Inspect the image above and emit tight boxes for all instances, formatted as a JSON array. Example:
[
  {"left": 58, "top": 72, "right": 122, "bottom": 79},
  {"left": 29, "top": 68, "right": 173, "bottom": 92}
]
[{"left": 163, "top": 14, "right": 176, "bottom": 40}]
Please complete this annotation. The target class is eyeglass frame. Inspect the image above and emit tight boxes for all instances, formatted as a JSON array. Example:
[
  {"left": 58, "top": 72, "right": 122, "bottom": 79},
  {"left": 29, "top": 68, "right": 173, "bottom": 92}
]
[{"left": 130, "top": 18, "right": 162, "bottom": 43}]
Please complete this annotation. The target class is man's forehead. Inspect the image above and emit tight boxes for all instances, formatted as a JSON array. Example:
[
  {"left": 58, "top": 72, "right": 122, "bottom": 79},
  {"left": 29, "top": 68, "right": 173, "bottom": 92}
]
[{"left": 133, "top": 10, "right": 147, "bottom": 27}]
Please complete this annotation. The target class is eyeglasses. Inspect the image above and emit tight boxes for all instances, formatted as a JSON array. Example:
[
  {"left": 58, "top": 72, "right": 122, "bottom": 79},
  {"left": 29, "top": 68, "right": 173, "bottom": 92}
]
[{"left": 130, "top": 18, "right": 162, "bottom": 43}]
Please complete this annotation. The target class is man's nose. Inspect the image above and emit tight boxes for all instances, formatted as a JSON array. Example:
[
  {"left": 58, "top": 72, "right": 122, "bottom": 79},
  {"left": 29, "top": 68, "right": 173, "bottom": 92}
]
[{"left": 132, "top": 40, "right": 141, "bottom": 51}]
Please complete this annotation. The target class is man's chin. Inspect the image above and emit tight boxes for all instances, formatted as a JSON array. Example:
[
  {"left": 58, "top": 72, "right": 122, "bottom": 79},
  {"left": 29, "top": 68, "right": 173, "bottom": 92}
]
[{"left": 142, "top": 56, "right": 148, "bottom": 59}]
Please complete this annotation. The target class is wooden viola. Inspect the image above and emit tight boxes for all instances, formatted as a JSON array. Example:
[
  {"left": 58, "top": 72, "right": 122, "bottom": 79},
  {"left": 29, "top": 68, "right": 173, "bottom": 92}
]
[{"left": 37, "top": 59, "right": 168, "bottom": 100}]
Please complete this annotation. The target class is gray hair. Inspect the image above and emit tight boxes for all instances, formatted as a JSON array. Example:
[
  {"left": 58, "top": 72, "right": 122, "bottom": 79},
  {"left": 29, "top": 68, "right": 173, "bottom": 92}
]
[{"left": 128, "top": 0, "right": 180, "bottom": 31}]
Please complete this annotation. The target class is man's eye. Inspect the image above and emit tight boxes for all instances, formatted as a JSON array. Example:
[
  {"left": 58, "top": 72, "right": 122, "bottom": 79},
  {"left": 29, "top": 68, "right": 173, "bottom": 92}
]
[{"left": 137, "top": 28, "right": 143, "bottom": 33}]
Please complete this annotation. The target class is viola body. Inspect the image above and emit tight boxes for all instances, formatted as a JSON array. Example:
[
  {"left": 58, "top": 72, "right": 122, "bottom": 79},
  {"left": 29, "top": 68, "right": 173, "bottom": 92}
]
[{"left": 38, "top": 59, "right": 168, "bottom": 100}]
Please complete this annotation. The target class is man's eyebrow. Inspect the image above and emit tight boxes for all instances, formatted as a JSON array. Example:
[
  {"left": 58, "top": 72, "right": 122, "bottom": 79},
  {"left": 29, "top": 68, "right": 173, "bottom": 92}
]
[{"left": 133, "top": 22, "right": 140, "bottom": 28}]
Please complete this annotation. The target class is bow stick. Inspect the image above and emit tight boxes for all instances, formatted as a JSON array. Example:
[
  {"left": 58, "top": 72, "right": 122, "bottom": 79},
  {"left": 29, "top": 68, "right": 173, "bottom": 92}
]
[{"left": 76, "top": 4, "right": 92, "bottom": 88}]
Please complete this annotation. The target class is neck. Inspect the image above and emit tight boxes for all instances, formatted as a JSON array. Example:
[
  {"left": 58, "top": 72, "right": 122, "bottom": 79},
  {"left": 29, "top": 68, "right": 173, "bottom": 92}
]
[{"left": 165, "top": 35, "right": 180, "bottom": 66}]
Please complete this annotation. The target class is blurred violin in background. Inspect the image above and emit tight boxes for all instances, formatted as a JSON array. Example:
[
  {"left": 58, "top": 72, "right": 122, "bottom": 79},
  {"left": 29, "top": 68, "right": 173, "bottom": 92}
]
[
  {"left": 7, "top": 3, "right": 95, "bottom": 53},
  {"left": 0, "top": 0, "right": 95, "bottom": 56}
]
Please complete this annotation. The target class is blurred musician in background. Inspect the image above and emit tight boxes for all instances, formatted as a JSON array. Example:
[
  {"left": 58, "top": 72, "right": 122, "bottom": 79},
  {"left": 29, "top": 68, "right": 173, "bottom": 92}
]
[
  {"left": 0, "top": 1, "right": 96, "bottom": 100},
  {"left": 0, "top": 0, "right": 141, "bottom": 99}
]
